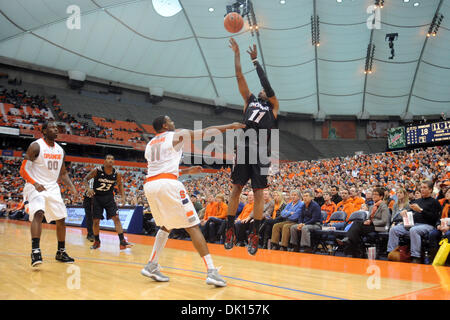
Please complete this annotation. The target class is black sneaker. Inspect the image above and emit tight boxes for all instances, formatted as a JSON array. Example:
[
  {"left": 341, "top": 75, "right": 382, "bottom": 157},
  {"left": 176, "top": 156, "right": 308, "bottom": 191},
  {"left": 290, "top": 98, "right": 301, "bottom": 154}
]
[
  {"left": 224, "top": 227, "right": 236, "bottom": 250},
  {"left": 247, "top": 232, "right": 259, "bottom": 256},
  {"left": 86, "top": 235, "right": 95, "bottom": 242},
  {"left": 55, "top": 250, "right": 75, "bottom": 263},
  {"left": 31, "top": 249, "right": 42, "bottom": 267}
]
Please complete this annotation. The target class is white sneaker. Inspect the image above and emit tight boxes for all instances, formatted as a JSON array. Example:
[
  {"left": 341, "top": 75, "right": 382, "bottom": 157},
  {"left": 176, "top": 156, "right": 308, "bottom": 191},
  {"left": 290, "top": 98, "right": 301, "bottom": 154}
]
[
  {"left": 141, "top": 262, "right": 169, "bottom": 282},
  {"left": 206, "top": 268, "right": 227, "bottom": 287}
]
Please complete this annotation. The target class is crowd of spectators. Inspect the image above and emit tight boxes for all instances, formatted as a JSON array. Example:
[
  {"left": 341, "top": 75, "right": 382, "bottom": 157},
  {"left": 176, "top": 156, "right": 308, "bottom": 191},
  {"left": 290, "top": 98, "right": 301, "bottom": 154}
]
[{"left": 1, "top": 144, "right": 449, "bottom": 264}]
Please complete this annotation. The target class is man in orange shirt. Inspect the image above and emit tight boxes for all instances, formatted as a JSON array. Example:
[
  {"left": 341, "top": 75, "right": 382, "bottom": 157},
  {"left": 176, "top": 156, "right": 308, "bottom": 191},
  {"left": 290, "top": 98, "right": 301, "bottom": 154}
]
[
  {"left": 234, "top": 192, "right": 254, "bottom": 247},
  {"left": 203, "top": 194, "right": 228, "bottom": 243},
  {"left": 321, "top": 192, "right": 337, "bottom": 223},
  {"left": 350, "top": 187, "right": 365, "bottom": 211},
  {"left": 334, "top": 189, "right": 355, "bottom": 229}
]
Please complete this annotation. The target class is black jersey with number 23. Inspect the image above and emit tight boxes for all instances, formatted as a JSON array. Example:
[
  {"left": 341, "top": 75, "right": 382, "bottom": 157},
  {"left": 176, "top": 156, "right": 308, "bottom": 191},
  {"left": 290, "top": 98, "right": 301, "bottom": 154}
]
[{"left": 93, "top": 166, "right": 117, "bottom": 196}]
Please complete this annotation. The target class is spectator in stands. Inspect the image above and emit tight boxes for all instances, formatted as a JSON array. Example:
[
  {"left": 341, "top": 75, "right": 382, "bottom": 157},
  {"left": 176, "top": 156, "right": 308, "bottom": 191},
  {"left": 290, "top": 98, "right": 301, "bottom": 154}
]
[
  {"left": 234, "top": 192, "right": 255, "bottom": 246},
  {"left": 314, "top": 188, "right": 325, "bottom": 207},
  {"left": 333, "top": 189, "right": 355, "bottom": 229},
  {"left": 387, "top": 181, "right": 442, "bottom": 263},
  {"left": 391, "top": 187, "right": 410, "bottom": 227},
  {"left": 191, "top": 194, "right": 203, "bottom": 214},
  {"left": 338, "top": 187, "right": 390, "bottom": 258},
  {"left": 350, "top": 187, "right": 365, "bottom": 211},
  {"left": 260, "top": 191, "right": 285, "bottom": 249},
  {"left": 330, "top": 185, "right": 342, "bottom": 205},
  {"left": 321, "top": 191, "right": 337, "bottom": 223},
  {"left": 429, "top": 188, "right": 450, "bottom": 258},
  {"left": 365, "top": 190, "right": 374, "bottom": 207},
  {"left": 202, "top": 194, "right": 228, "bottom": 243},
  {"left": 289, "top": 190, "right": 322, "bottom": 253},
  {"left": 270, "top": 190, "right": 303, "bottom": 251}
]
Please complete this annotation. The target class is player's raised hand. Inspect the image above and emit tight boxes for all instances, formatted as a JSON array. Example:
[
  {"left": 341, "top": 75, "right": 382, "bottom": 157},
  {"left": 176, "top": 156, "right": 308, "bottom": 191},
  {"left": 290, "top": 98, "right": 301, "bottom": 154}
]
[
  {"left": 247, "top": 44, "right": 257, "bottom": 60},
  {"left": 229, "top": 38, "right": 239, "bottom": 54}
]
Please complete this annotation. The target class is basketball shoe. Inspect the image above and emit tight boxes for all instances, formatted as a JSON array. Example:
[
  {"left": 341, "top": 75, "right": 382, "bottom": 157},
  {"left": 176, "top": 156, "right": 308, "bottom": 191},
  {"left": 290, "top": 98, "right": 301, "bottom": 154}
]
[
  {"left": 31, "top": 249, "right": 42, "bottom": 267},
  {"left": 141, "top": 262, "right": 169, "bottom": 282},
  {"left": 206, "top": 268, "right": 227, "bottom": 287},
  {"left": 55, "top": 250, "right": 75, "bottom": 263},
  {"left": 224, "top": 227, "right": 236, "bottom": 250},
  {"left": 247, "top": 231, "right": 259, "bottom": 256}
]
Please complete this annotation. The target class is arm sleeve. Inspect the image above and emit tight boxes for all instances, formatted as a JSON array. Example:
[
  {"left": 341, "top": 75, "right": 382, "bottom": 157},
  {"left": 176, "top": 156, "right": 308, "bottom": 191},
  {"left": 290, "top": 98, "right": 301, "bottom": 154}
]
[
  {"left": 20, "top": 160, "right": 36, "bottom": 184},
  {"left": 253, "top": 61, "right": 275, "bottom": 98}
]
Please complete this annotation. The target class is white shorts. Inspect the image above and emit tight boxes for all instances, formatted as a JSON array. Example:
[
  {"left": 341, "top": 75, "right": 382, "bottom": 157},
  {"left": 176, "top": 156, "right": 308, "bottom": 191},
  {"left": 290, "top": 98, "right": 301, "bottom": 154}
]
[
  {"left": 144, "top": 179, "right": 200, "bottom": 230},
  {"left": 23, "top": 183, "right": 67, "bottom": 223}
]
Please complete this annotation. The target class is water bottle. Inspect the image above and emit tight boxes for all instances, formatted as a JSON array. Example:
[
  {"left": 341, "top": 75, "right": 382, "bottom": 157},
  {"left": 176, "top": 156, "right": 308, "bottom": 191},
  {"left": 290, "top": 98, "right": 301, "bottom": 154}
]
[{"left": 424, "top": 251, "right": 430, "bottom": 265}]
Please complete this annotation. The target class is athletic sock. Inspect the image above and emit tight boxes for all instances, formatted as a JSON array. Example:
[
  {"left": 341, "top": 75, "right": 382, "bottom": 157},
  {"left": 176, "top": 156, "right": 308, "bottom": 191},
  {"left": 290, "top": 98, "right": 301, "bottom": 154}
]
[
  {"left": 202, "top": 254, "right": 215, "bottom": 270},
  {"left": 94, "top": 235, "right": 100, "bottom": 242},
  {"left": 149, "top": 229, "right": 169, "bottom": 264},
  {"left": 118, "top": 233, "right": 125, "bottom": 242},
  {"left": 226, "top": 215, "right": 235, "bottom": 228},
  {"left": 58, "top": 241, "right": 65, "bottom": 251},
  {"left": 32, "top": 238, "right": 40, "bottom": 250}
]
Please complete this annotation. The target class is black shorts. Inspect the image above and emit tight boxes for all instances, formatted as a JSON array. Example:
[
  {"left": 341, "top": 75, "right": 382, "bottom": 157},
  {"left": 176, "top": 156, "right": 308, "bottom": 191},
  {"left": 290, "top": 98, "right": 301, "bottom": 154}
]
[
  {"left": 92, "top": 194, "right": 118, "bottom": 220},
  {"left": 231, "top": 145, "right": 270, "bottom": 189},
  {"left": 231, "top": 163, "right": 269, "bottom": 189}
]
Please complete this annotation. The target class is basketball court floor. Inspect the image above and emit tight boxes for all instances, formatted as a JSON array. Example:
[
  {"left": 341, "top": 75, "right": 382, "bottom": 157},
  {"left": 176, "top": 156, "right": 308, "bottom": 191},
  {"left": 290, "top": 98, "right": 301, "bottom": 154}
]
[{"left": 0, "top": 219, "right": 449, "bottom": 300}]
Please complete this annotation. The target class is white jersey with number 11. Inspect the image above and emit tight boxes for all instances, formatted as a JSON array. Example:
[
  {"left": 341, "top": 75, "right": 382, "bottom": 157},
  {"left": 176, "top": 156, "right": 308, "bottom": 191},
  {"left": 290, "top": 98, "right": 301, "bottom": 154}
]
[{"left": 145, "top": 131, "right": 182, "bottom": 178}]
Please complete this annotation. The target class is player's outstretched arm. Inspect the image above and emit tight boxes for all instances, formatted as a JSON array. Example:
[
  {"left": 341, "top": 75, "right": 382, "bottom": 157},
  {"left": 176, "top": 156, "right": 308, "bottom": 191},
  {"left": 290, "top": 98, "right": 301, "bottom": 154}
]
[
  {"left": 180, "top": 166, "right": 203, "bottom": 175},
  {"left": 19, "top": 142, "right": 45, "bottom": 192},
  {"left": 172, "top": 122, "right": 245, "bottom": 148},
  {"left": 247, "top": 44, "right": 280, "bottom": 118},
  {"left": 229, "top": 38, "right": 251, "bottom": 109},
  {"left": 82, "top": 168, "right": 97, "bottom": 197},
  {"left": 59, "top": 155, "right": 77, "bottom": 195}
]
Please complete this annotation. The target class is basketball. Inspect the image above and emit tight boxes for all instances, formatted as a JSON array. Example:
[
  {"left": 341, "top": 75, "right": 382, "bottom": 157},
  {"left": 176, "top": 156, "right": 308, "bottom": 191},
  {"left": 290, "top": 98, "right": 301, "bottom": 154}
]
[{"left": 224, "top": 12, "right": 244, "bottom": 33}]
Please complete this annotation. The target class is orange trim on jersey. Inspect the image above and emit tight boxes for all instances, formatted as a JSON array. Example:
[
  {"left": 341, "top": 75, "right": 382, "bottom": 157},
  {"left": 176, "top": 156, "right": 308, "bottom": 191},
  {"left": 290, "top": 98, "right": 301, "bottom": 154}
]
[
  {"left": 144, "top": 173, "right": 178, "bottom": 184},
  {"left": 19, "top": 160, "right": 36, "bottom": 185},
  {"left": 186, "top": 211, "right": 194, "bottom": 217},
  {"left": 42, "top": 138, "right": 55, "bottom": 149}
]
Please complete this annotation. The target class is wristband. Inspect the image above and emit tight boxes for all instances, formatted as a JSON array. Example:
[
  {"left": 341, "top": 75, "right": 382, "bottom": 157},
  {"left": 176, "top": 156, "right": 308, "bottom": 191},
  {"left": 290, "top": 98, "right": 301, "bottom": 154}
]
[{"left": 252, "top": 59, "right": 258, "bottom": 64}]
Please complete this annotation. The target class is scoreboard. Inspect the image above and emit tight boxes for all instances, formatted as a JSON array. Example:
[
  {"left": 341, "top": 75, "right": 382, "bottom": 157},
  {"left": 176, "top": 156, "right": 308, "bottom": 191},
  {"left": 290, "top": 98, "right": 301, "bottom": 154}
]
[{"left": 405, "top": 120, "right": 450, "bottom": 146}]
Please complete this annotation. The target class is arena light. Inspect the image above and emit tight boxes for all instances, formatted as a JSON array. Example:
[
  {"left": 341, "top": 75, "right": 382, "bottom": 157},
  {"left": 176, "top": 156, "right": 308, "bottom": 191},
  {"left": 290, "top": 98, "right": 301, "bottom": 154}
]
[
  {"left": 365, "top": 43, "right": 375, "bottom": 74},
  {"left": 311, "top": 15, "right": 320, "bottom": 47}
]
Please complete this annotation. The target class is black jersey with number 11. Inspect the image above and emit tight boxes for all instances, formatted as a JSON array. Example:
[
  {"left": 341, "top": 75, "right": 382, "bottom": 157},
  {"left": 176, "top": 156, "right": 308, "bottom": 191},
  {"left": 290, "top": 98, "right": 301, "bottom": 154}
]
[{"left": 243, "top": 94, "right": 277, "bottom": 147}]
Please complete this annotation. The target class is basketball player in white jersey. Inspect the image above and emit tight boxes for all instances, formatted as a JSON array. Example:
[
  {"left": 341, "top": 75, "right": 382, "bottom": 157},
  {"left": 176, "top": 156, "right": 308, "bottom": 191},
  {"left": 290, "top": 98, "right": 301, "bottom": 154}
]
[
  {"left": 20, "top": 121, "right": 77, "bottom": 267},
  {"left": 141, "top": 115, "right": 244, "bottom": 287}
]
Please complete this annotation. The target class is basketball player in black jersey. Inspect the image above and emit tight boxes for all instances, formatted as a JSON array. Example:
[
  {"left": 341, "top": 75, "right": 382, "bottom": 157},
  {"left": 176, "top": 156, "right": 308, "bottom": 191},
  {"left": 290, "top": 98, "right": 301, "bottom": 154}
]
[
  {"left": 224, "top": 38, "right": 279, "bottom": 256},
  {"left": 82, "top": 154, "right": 133, "bottom": 250}
]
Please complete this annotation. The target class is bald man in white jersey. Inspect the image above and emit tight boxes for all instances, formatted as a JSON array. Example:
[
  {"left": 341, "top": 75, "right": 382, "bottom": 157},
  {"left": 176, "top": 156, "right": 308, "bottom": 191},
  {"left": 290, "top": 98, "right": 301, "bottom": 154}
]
[
  {"left": 20, "top": 121, "right": 77, "bottom": 267},
  {"left": 141, "top": 115, "right": 244, "bottom": 287}
]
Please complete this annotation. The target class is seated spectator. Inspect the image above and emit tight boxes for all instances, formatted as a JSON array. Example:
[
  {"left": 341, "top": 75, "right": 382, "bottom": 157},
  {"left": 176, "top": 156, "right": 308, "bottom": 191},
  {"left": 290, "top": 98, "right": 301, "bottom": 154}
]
[
  {"left": 387, "top": 181, "right": 442, "bottom": 264},
  {"left": 260, "top": 191, "right": 285, "bottom": 248},
  {"left": 202, "top": 194, "right": 228, "bottom": 243},
  {"left": 364, "top": 190, "right": 374, "bottom": 207},
  {"left": 321, "top": 191, "right": 337, "bottom": 223},
  {"left": 338, "top": 187, "right": 390, "bottom": 258},
  {"left": 333, "top": 189, "right": 355, "bottom": 230},
  {"left": 330, "top": 185, "right": 342, "bottom": 205},
  {"left": 270, "top": 190, "right": 303, "bottom": 251},
  {"left": 289, "top": 190, "right": 322, "bottom": 253},
  {"left": 391, "top": 187, "right": 410, "bottom": 227},
  {"left": 314, "top": 188, "right": 325, "bottom": 207},
  {"left": 234, "top": 192, "right": 255, "bottom": 246},
  {"left": 350, "top": 187, "right": 365, "bottom": 211},
  {"left": 429, "top": 188, "right": 450, "bottom": 258}
]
